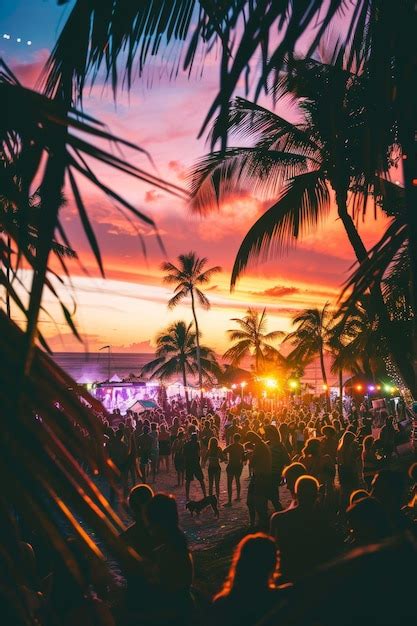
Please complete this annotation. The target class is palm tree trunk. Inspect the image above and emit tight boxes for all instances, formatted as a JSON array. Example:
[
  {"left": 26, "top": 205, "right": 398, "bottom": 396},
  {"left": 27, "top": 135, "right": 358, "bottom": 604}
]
[
  {"left": 339, "top": 368, "right": 343, "bottom": 416},
  {"left": 335, "top": 189, "right": 368, "bottom": 261},
  {"left": 190, "top": 289, "right": 203, "bottom": 399},
  {"left": 6, "top": 235, "right": 11, "bottom": 319},
  {"left": 319, "top": 342, "right": 330, "bottom": 410},
  {"left": 335, "top": 188, "right": 417, "bottom": 397},
  {"left": 181, "top": 362, "right": 190, "bottom": 413},
  {"left": 401, "top": 130, "right": 417, "bottom": 399}
]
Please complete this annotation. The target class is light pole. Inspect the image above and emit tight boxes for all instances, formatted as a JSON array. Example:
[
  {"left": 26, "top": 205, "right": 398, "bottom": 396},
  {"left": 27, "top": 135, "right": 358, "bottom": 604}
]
[
  {"left": 240, "top": 381, "right": 247, "bottom": 401},
  {"left": 99, "top": 345, "right": 111, "bottom": 381}
]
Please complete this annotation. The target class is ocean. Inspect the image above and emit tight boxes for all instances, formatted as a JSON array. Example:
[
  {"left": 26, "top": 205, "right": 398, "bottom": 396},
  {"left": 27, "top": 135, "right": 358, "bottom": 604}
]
[
  {"left": 52, "top": 351, "right": 339, "bottom": 393},
  {"left": 52, "top": 352, "right": 154, "bottom": 383}
]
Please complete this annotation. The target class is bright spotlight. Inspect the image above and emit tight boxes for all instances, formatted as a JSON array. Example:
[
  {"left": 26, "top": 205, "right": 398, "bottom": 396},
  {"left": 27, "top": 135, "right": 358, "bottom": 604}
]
[
  {"left": 289, "top": 379, "right": 298, "bottom": 390},
  {"left": 264, "top": 378, "right": 277, "bottom": 389}
]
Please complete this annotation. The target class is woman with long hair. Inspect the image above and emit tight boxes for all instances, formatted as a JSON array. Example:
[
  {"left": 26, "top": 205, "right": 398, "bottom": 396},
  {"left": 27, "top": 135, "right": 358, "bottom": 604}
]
[
  {"left": 337, "top": 430, "right": 360, "bottom": 510},
  {"left": 245, "top": 431, "right": 272, "bottom": 529},
  {"left": 205, "top": 437, "right": 224, "bottom": 500},
  {"left": 172, "top": 428, "right": 186, "bottom": 487},
  {"left": 158, "top": 422, "right": 171, "bottom": 473},
  {"left": 211, "top": 533, "right": 281, "bottom": 626}
]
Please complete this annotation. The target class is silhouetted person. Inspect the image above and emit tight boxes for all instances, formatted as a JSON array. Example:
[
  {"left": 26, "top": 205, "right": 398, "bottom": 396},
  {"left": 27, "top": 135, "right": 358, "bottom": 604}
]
[
  {"left": 136, "top": 424, "right": 152, "bottom": 483},
  {"left": 211, "top": 533, "right": 283, "bottom": 626},
  {"left": 204, "top": 436, "right": 224, "bottom": 499},
  {"left": 145, "top": 494, "right": 194, "bottom": 623},
  {"left": 265, "top": 424, "right": 290, "bottom": 511},
  {"left": 224, "top": 433, "right": 246, "bottom": 506},
  {"left": 346, "top": 496, "right": 391, "bottom": 546},
  {"left": 337, "top": 430, "right": 360, "bottom": 510},
  {"left": 282, "top": 462, "right": 307, "bottom": 506},
  {"left": 371, "top": 469, "right": 412, "bottom": 532},
  {"left": 120, "top": 484, "right": 154, "bottom": 558},
  {"left": 362, "top": 434, "right": 381, "bottom": 490},
  {"left": 183, "top": 432, "right": 207, "bottom": 501},
  {"left": 172, "top": 428, "right": 186, "bottom": 487},
  {"left": 245, "top": 431, "right": 271, "bottom": 529},
  {"left": 270, "top": 475, "right": 339, "bottom": 582}
]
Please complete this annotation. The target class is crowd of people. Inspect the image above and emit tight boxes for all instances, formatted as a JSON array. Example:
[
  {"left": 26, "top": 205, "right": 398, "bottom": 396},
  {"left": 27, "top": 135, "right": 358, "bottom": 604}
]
[{"left": 16, "top": 399, "right": 417, "bottom": 625}]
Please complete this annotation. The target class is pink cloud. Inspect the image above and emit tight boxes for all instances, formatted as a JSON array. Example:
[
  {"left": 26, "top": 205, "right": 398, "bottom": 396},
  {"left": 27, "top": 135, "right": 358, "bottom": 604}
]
[
  {"left": 145, "top": 189, "right": 164, "bottom": 203},
  {"left": 11, "top": 49, "right": 50, "bottom": 88},
  {"left": 252, "top": 285, "right": 300, "bottom": 298}
]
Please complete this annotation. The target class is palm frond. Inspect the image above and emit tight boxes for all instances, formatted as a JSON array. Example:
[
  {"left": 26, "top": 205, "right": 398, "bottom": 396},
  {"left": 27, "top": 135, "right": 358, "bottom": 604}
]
[
  {"left": 231, "top": 170, "right": 329, "bottom": 287},
  {"left": 195, "top": 288, "right": 210, "bottom": 310},
  {"left": 223, "top": 339, "right": 253, "bottom": 365},
  {"left": 189, "top": 146, "right": 309, "bottom": 214}
]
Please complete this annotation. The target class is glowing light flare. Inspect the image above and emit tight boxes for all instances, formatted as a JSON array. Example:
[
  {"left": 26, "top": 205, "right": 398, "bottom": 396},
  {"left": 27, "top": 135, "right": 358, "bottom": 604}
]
[
  {"left": 368, "top": 385, "right": 375, "bottom": 392},
  {"left": 289, "top": 379, "right": 299, "bottom": 390},
  {"left": 322, "top": 384, "right": 328, "bottom": 391},
  {"left": 264, "top": 378, "right": 278, "bottom": 389},
  {"left": 356, "top": 384, "right": 363, "bottom": 392},
  {"left": 240, "top": 381, "right": 247, "bottom": 388}
]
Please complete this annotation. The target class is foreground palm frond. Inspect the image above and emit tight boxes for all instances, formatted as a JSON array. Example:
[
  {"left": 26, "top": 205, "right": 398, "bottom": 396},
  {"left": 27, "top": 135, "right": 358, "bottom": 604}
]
[
  {"left": 0, "top": 59, "right": 186, "bottom": 362},
  {"left": 44, "top": 1, "right": 343, "bottom": 135},
  {"left": 0, "top": 311, "right": 139, "bottom": 623}
]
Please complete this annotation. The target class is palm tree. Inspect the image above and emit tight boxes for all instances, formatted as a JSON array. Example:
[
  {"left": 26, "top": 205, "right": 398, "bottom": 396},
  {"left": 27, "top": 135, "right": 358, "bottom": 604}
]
[
  {"left": 188, "top": 59, "right": 413, "bottom": 395},
  {"left": 140, "top": 321, "right": 220, "bottom": 411},
  {"left": 223, "top": 308, "right": 284, "bottom": 375},
  {"left": 189, "top": 59, "right": 397, "bottom": 287},
  {"left": 161, "top": 252, "right": 221, "bottom": 395},
  {"left": 285, "top": 304, "right": 332, "bottom": 407}
]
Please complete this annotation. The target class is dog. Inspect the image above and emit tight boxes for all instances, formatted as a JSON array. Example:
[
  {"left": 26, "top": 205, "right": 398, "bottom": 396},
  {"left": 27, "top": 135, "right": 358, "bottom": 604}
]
[{"left": 186, "top": 495, "right": 219, "bottom": 518}]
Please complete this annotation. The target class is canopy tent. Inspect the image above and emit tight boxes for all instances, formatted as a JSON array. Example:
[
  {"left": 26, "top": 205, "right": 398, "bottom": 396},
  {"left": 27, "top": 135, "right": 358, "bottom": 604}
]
[
  {"left": 129, "top": 399, "right": 158, "bottom": 413},
  {"left": 109, "top": 374, "right": 122, "bottom": 383},
  {"left": 77, "top": 373, "right": 95, "bottom": 384}
]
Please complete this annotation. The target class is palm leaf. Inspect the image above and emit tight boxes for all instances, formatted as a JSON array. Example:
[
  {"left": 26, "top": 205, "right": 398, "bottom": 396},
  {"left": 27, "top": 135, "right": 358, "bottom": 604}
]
[
  {"left": 189, "top": 146, "right": 309, "bottom": 214},
  {"left": 231, "top": 170, "right": 329, "bottom": 287}
]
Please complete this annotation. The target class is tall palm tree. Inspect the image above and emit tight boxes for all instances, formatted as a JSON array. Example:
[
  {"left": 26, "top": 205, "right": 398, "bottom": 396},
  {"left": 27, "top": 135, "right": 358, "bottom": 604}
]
[
  {"left": 189, "top": 58, "right": 413, "bottom": 394},
  {"left": 189, "top": 59, "right": 397, "bottom": 287},
  {"left": 161, "top": 252, "right": 221, "bottom": 395},
  {"left": 285, "top": 304, "right": 332, "bottom": 407},
  {"left": 223, "top": 308, "right": 284, "bottom": 375},
  {"left": 140, "top": 321, "right": 220, "bottom": 411}
]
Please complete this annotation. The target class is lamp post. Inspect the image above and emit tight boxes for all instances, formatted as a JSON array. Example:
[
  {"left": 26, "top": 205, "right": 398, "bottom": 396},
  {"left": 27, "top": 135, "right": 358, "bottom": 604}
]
[{"left": 240, "top": 381, "right": 247, "bottom": 401}]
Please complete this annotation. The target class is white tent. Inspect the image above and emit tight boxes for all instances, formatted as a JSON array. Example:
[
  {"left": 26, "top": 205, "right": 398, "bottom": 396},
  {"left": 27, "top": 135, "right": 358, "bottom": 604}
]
[
  {"left": 109, "top": 374, "right": 122, "bottom": 383},
  {"left": 77, "top": 373, "right": 94, "bottom": 384}
]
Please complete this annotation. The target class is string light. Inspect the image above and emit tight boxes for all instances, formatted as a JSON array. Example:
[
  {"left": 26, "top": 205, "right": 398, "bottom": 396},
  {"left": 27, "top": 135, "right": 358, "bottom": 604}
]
[{"left": 2, "top": 33, "right": 33, "bottom": 46}]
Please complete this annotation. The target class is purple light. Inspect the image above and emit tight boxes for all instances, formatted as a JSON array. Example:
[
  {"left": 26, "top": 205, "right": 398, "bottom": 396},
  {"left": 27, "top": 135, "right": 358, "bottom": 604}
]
[{"left": 368, "top": 385, "right": 375, "bottom": 392}]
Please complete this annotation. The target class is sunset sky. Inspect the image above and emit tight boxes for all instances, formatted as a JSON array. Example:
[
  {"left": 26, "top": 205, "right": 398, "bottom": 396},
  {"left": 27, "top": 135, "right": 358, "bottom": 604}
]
[{"left": 2, "top": 0, "right": 389, "bottom": 354}]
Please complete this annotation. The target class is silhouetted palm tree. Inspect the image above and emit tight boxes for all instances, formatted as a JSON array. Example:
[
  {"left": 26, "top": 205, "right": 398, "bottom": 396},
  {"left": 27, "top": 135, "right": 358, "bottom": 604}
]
[
  {"left": 189, "top": 59, "right": 398, "bottom": 287},
  {"left": 161, "top": 252, "right": 221, "bottom": 394},
  {"left": 285, "top": 304, "right": 332, "bottom": 406},
  {"left": 224, "top": 308, "right": 284, "bottom": 375},
  {"left": 141, "top": 320, "right": 220, "bottom": 411}
]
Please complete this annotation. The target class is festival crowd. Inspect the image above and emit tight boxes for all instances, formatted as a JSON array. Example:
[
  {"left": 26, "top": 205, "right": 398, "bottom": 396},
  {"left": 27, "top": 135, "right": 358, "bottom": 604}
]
[{"left": 17, "top": 398, "right": 417, "bottom": 625}]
